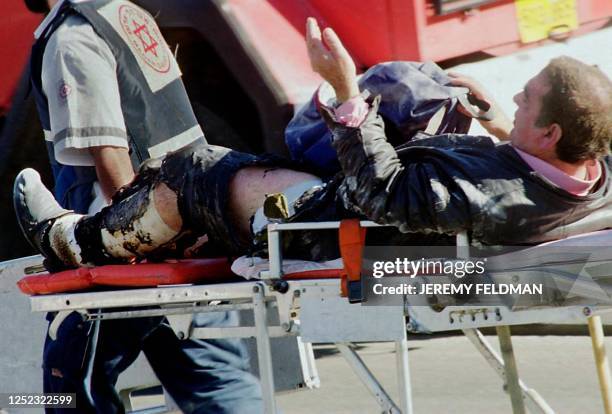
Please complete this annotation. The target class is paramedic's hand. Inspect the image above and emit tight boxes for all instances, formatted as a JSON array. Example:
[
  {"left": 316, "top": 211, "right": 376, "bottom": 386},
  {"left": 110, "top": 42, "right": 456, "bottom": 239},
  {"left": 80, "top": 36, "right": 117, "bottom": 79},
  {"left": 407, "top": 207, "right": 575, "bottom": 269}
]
[
  {"left": 447, "top": 72, "right": 513, "bottom": 140},
  {"left": 306, "top": 17, "right": 359, "bottom": 103}
]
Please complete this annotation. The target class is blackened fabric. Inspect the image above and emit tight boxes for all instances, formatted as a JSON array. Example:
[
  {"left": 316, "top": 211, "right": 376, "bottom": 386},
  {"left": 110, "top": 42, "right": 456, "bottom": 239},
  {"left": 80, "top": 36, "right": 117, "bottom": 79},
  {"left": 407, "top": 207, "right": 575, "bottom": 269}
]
[
  {"left": 75, "top": 143, "right": 294, "bottom": 261},
  {"left": 79, "top": 142, "right": 452, "bottom": 262},
  {"left": 159, "top": 143, "right": 295, "bottom": 255}
]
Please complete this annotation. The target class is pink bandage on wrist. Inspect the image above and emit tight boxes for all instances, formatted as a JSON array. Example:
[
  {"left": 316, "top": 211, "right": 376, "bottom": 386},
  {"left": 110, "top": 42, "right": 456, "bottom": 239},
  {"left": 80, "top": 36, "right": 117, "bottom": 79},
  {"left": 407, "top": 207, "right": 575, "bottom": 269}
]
[{"left": 334, "top": 96, "right": 369, "bottom": 127}]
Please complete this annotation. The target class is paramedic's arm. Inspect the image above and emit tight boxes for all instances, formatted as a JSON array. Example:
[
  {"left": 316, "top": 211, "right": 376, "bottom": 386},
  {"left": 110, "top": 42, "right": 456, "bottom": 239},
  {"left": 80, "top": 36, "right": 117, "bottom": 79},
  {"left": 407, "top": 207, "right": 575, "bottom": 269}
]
[
  {"left": 89, "top": 146, "right": 135, "bottom": 201},
  {"left": 447, "top": 73, "right": 513, "bottom": 140},
  {"left": 306, "top": 18, "right": 472, "bottom": 233}
]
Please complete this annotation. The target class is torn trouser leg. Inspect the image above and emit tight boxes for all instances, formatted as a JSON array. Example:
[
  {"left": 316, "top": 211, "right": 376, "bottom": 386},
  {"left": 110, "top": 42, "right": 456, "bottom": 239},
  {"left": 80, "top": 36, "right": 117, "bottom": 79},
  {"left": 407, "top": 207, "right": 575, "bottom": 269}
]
[
  {"left": 13, "top": 164, "right": 184, "bottom": 268},
  {"left": 71, "top": 181, "right": 181, "bottom": 266},
  {"left": 15, "top": 141, "right": 331, "bottom": 267},
  {"left": 157, "top": 143, "right": 288, "bottom": 255},
  {"left": 46, "top": 143, "right": 287, "bottom": 266}
]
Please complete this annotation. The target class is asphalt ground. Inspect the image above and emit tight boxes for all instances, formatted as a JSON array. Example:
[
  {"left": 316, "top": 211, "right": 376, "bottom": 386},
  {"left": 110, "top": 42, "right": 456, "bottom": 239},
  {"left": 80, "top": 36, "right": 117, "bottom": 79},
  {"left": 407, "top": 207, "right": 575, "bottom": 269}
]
[{"left": 277, "top": 334, "right": 608, "bottom": 414}]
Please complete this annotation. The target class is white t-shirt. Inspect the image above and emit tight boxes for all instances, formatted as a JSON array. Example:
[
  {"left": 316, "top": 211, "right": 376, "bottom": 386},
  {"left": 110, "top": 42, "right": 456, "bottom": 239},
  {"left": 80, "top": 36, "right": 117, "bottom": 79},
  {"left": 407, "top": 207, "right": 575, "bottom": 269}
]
[
  {"left": 39, "top": 6, "right": 129, "bottom": 213},
  {"left": 42, "top": 13, "right": 129, "bottom": 168}
]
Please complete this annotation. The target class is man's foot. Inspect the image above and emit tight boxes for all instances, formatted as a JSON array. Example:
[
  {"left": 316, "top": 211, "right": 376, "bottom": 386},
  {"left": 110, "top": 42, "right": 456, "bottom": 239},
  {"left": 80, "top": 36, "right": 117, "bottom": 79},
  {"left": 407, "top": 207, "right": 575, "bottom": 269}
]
[{"left": 13, "top": 168, "right": 72, "bottom": 269}]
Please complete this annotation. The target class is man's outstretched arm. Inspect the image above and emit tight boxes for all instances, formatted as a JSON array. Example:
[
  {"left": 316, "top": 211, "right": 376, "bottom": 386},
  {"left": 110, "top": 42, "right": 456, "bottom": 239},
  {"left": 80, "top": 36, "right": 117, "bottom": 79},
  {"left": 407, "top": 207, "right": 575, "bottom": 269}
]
[{"left": 306, "top": 18, "right": 472, "bottom": 234}]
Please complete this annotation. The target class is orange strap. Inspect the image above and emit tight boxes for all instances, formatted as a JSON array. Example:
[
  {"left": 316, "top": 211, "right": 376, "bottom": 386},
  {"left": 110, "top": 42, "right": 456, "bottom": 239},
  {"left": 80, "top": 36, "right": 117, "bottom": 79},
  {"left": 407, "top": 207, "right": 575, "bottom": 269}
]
[{"left": 339, "top": 219, "right": 366, "bottom": 297}]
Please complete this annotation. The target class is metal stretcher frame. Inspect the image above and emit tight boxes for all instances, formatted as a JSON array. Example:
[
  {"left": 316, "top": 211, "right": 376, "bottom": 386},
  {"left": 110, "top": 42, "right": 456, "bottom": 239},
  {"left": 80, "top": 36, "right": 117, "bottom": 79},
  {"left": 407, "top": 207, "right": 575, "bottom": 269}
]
[
  {"left": 28, "top": 221, "right": 612, "bottom": 414},
  {"left": 261, "top": 221, "right": 612, "bottom": 413},
  {"left": 30, "top": 278, "right": 412, "bottom": 413}
]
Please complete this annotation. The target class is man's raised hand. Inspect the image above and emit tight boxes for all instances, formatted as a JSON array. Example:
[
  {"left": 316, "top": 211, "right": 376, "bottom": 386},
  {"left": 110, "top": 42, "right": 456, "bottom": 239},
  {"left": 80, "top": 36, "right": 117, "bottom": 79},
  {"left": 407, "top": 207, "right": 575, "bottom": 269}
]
[{"left": 306, "top": 17, "right": 359, "bottom": 102}]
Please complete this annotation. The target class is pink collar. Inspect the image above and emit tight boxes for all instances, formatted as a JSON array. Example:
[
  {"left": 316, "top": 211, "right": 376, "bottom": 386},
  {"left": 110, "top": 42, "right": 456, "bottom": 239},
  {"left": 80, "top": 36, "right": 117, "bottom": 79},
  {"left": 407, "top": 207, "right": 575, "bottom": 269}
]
[{"left": 512, "top": 146, "right": 601, "bottom": 196}]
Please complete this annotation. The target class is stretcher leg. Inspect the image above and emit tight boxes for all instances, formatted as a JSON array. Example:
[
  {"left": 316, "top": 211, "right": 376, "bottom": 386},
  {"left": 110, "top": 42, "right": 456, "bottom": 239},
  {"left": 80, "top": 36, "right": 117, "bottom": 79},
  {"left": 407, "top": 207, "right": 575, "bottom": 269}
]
[
  {"left": 456, "top": 231, "right": 546, "bottom": 413},
  {"left": 296, "top": 337, "right": 320, "bottom": 389},
  {"left": 462, "top": 328, "right": 554, "bottom": 414},
  {"left": 496, "top": 325, "right": 526, "bottom": 414},
  {"left": 588, "top": 315, "right": 612, "bottom": 414},
  {"left": 253, "top": 283, "right": 277, "bottom": 413},
  {"left": 336, "top": 342, "right": 400, "bottom": 413},
  {"left": 395, "top": 338, "right": 413, "bottom": 414}
]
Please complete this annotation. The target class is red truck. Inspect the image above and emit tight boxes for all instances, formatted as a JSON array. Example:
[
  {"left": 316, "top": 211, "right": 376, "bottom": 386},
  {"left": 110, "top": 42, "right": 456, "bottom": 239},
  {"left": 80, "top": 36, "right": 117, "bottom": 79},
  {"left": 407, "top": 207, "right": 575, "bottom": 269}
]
[{"left": 0, "top": 0, "right": 611, "bottom": 260}]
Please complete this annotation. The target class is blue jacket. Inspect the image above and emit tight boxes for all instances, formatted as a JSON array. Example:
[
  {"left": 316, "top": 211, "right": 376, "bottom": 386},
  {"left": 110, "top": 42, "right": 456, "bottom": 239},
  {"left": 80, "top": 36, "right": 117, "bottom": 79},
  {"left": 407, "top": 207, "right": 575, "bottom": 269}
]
[{"left": 326, "top": 98, "right": 612, "bottom": 246}]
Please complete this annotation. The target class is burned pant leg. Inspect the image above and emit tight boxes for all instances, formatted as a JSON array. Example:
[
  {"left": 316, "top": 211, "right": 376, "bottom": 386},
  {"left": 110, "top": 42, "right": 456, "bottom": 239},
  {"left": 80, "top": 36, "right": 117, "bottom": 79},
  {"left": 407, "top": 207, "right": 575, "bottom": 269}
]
[
  {"left": 159, "top": 143, "right": 287, "bottom": 256},
  {"left": 74, "top": 142, "right": 291, "bottom": 264},
  {"left": 74, "top": 162, "right": 182, "bottom": 265}
]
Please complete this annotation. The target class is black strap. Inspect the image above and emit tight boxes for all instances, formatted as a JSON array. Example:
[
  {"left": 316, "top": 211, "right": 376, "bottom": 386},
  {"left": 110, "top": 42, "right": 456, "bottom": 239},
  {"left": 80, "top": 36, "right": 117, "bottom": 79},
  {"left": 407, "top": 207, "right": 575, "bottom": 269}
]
[{"left": 457, "top": 93, "right": 496, "bottom": 122}]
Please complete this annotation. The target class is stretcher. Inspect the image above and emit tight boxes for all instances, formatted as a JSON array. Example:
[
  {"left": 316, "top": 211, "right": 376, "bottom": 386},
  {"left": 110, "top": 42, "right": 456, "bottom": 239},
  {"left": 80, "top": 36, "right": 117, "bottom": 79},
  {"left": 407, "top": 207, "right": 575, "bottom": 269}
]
[{"left": 21, "top": 220, "right": 612, "bottom": 414}]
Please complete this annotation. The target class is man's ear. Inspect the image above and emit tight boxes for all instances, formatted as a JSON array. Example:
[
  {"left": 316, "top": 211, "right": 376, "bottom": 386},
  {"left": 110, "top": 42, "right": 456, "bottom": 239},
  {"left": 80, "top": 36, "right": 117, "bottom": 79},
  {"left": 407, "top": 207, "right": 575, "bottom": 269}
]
[{"left": 539, "top": 123, "right": 562, "bottom": 150}]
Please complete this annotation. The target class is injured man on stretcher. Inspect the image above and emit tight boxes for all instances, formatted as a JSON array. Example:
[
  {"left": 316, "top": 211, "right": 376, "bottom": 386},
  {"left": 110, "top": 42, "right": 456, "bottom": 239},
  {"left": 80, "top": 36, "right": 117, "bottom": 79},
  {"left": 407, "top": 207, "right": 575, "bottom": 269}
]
[{"left": 14, "top": 18, "right": 612, "bottom": 271}]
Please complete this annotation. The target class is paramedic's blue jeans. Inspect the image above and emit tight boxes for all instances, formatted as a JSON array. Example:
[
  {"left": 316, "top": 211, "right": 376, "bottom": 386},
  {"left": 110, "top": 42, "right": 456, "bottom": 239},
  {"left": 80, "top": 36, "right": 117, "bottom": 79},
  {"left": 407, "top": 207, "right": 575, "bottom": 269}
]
[{"left": 43, "top": 311, "right": 263, "bottom": 413}]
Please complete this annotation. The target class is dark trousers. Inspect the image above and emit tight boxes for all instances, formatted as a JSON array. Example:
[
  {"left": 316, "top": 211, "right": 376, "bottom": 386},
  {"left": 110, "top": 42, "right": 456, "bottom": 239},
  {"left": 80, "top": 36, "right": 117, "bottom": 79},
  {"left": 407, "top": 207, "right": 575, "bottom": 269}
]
[{"left": 43, "top": 311, "right": 263, "bottom": 414}]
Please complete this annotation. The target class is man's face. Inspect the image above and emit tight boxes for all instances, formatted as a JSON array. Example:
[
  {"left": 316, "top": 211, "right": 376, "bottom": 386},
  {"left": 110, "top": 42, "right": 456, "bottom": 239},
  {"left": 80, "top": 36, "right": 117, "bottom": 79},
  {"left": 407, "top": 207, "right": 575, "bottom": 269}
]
[{"left": 509, "top": 70, "right": 553, "bottom": 156}]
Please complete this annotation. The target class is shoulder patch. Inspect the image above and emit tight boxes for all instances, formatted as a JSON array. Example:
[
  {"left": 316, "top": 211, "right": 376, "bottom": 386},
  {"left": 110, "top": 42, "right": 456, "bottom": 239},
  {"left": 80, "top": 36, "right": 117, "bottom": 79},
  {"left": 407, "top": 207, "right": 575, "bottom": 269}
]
[{"left": 118, "top": 4, "right": 170, "bottom": 74}]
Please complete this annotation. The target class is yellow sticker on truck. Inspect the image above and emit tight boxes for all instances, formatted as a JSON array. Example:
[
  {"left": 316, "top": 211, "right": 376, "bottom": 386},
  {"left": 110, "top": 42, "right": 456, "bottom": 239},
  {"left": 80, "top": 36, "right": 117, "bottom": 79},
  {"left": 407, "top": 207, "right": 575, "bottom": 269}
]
[{"left": 515, "top": 0, "right": 578, "bottom": 43}]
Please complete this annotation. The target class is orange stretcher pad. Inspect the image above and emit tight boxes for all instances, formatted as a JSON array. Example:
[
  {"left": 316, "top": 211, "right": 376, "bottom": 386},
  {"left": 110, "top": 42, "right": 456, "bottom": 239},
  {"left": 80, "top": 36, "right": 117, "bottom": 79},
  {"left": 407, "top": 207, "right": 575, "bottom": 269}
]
[
  {"left": 17, "top": 259, "right": 348, "bottom": 295},
  {"left": 18, "top": 220, "right": 366, "bottom": 296},
  {"left": 18, "top": 258, "right": 234, "bottom": 295}
]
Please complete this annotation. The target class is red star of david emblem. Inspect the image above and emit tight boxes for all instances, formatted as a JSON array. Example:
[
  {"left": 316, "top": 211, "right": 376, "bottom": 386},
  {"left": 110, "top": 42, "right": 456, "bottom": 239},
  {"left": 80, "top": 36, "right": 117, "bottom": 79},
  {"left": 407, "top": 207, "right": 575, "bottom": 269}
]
[{"left": 131, "top": 18, "right": 159, "bottom": 57}]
